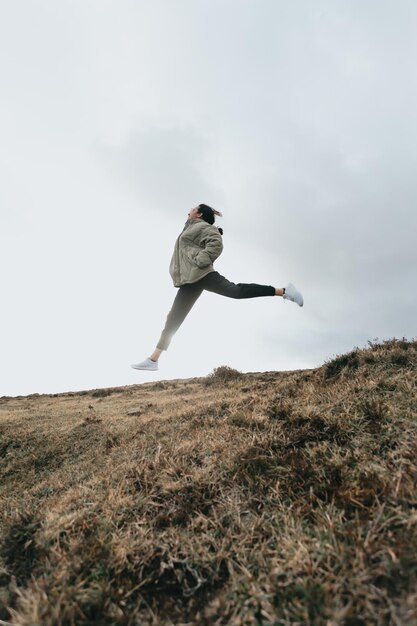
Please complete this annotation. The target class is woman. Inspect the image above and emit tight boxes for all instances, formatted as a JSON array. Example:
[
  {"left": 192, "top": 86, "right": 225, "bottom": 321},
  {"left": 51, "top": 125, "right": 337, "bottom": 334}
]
[{"left": 131, "top": 204, "right": 303, "bottom": 371}]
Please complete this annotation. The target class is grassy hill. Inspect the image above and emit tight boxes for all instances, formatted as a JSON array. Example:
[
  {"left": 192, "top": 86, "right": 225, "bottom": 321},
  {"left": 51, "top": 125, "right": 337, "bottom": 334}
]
[{"left": 0, "top": 338, "right": 416, "bottom": 626}]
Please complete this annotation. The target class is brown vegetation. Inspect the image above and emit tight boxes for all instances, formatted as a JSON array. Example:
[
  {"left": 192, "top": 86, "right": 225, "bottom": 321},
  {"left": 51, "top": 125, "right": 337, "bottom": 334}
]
[{"left": 0, "top": 338, "right": 416, "bottom": 625}]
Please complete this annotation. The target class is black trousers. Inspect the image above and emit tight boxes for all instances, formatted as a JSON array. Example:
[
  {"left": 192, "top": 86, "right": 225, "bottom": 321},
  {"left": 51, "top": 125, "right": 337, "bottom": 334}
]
[{"left": 157, "top": 271, "right": 275, "bottom": 351}]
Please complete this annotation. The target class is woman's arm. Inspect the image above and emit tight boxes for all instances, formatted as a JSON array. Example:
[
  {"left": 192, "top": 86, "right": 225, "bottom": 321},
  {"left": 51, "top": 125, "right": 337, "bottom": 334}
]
[{"left": 195, "top": 226, "right": 223, "bottom": 268}]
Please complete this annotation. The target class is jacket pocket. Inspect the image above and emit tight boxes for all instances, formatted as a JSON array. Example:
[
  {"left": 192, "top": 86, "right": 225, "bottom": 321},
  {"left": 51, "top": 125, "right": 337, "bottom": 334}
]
[
  {"left": 195, "top": 249, "right": 211, "bottom": 268},
  {"left": 183, "top": 245, "right": 200, "bottom": 265}
]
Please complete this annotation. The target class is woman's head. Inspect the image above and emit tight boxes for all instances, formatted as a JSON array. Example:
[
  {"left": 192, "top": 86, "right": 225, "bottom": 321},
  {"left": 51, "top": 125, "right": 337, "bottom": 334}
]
[{"left": 188, "top": 204, "right": 222, "bottom": 225}]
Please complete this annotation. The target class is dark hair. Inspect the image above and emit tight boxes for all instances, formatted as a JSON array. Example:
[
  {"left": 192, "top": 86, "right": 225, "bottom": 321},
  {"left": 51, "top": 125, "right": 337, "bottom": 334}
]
[{"left": 197, "top": 204, "right": 223, "bottom": 235}]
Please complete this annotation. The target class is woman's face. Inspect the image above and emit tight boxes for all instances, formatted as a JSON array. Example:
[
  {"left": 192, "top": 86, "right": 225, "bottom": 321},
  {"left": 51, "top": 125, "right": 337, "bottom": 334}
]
[{"left": 188, "top": 206, "right": 202, "bottom": 220}]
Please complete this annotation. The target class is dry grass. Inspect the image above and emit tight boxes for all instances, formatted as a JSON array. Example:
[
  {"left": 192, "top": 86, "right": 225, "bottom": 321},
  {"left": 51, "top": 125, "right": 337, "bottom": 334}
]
[{"left": 0, "top": 338, "right": 416, "bottom": 626}]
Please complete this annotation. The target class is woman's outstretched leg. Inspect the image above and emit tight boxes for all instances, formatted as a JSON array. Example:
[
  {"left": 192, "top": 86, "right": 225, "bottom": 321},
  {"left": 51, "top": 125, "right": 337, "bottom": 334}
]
[
  {"left": 156, "top": 283, "right": 204, "bottom": 352},
  {"left": 131, "top": 282, "right": 204, "bottom": 370},
  {"left": 200, "top": 271, "right": 276, "bottom": 298},
  {"left": 200, "top": 272, "right": 303, "bottom": 304}
]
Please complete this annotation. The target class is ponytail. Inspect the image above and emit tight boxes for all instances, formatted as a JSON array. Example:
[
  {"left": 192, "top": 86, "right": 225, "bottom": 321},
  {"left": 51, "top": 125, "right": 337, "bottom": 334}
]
[{"left": 197, "top": 204, "right": 224, "bottom": 235}]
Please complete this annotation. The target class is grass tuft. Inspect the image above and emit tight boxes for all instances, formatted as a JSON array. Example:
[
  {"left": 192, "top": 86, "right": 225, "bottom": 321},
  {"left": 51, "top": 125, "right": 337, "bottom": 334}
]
[
  {"left": 204, "top": 365, "right": 242, "bottom": 385},
  {"left": 324, "top": 348, "right": 360, "bottom": 379},
  {"left": 1, "top": 511, "right": 41, "bottom": 585}
]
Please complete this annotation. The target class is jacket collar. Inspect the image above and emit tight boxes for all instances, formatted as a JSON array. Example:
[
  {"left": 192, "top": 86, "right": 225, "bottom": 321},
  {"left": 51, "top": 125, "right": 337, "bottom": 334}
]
[{"left": 185, "top": 217, "right": 204, "bottom": 227}]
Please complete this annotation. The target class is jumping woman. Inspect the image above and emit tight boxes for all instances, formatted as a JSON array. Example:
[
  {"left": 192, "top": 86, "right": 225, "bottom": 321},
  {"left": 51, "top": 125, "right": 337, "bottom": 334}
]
[{"left": 131, "top": 204, "right": 303, "bottom": 371}]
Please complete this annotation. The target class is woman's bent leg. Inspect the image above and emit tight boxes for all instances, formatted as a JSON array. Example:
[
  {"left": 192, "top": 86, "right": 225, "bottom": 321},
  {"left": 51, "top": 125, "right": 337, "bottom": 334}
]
[
  {"left": 201, "top": 271, "right": 275, "bottom": 299},
  {"left": 156, "top": 283, "right": 204, "bottom": 351}
]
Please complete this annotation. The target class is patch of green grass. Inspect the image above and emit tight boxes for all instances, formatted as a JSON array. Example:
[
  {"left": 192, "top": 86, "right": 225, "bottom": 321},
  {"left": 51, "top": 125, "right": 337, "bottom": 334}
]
[
  {"left": 324, "top": 349, "right": 360, "bottom": 379},
  {"left": 1, "top": 510, "right": 41, "bottom": 585}
]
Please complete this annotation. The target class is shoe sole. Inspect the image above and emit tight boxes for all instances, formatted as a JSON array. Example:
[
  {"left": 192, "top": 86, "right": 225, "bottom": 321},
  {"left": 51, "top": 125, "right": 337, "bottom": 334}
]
[{"left": 283, "top": 296, "right": 303, "bottom": 307}]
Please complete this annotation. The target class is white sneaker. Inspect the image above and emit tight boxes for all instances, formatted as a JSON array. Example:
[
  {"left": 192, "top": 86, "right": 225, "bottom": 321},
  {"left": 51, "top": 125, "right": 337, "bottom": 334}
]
[
  {"left": 131, "top": 358, "right": 159, "bottom": 371},
  {"left": 283, "top": 283, "right": 304, "bottom": 307}
]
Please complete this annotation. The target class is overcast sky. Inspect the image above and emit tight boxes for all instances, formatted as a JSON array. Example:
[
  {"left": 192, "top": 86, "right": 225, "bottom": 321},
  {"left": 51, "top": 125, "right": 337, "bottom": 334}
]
[{"left": 1, "top": 0, "right": 416, "bottom": 397}]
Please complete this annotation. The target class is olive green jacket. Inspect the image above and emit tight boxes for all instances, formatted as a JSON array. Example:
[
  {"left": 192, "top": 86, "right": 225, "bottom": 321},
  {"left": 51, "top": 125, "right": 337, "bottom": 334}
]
[{"left": 169, "top": 218, "right": 223, "bottom": 287}]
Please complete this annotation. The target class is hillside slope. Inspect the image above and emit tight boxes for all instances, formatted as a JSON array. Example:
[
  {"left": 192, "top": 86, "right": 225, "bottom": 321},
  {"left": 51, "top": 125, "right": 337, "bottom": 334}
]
[{"left": 0, "top": 339, "right": 416, "bottom": 626}]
